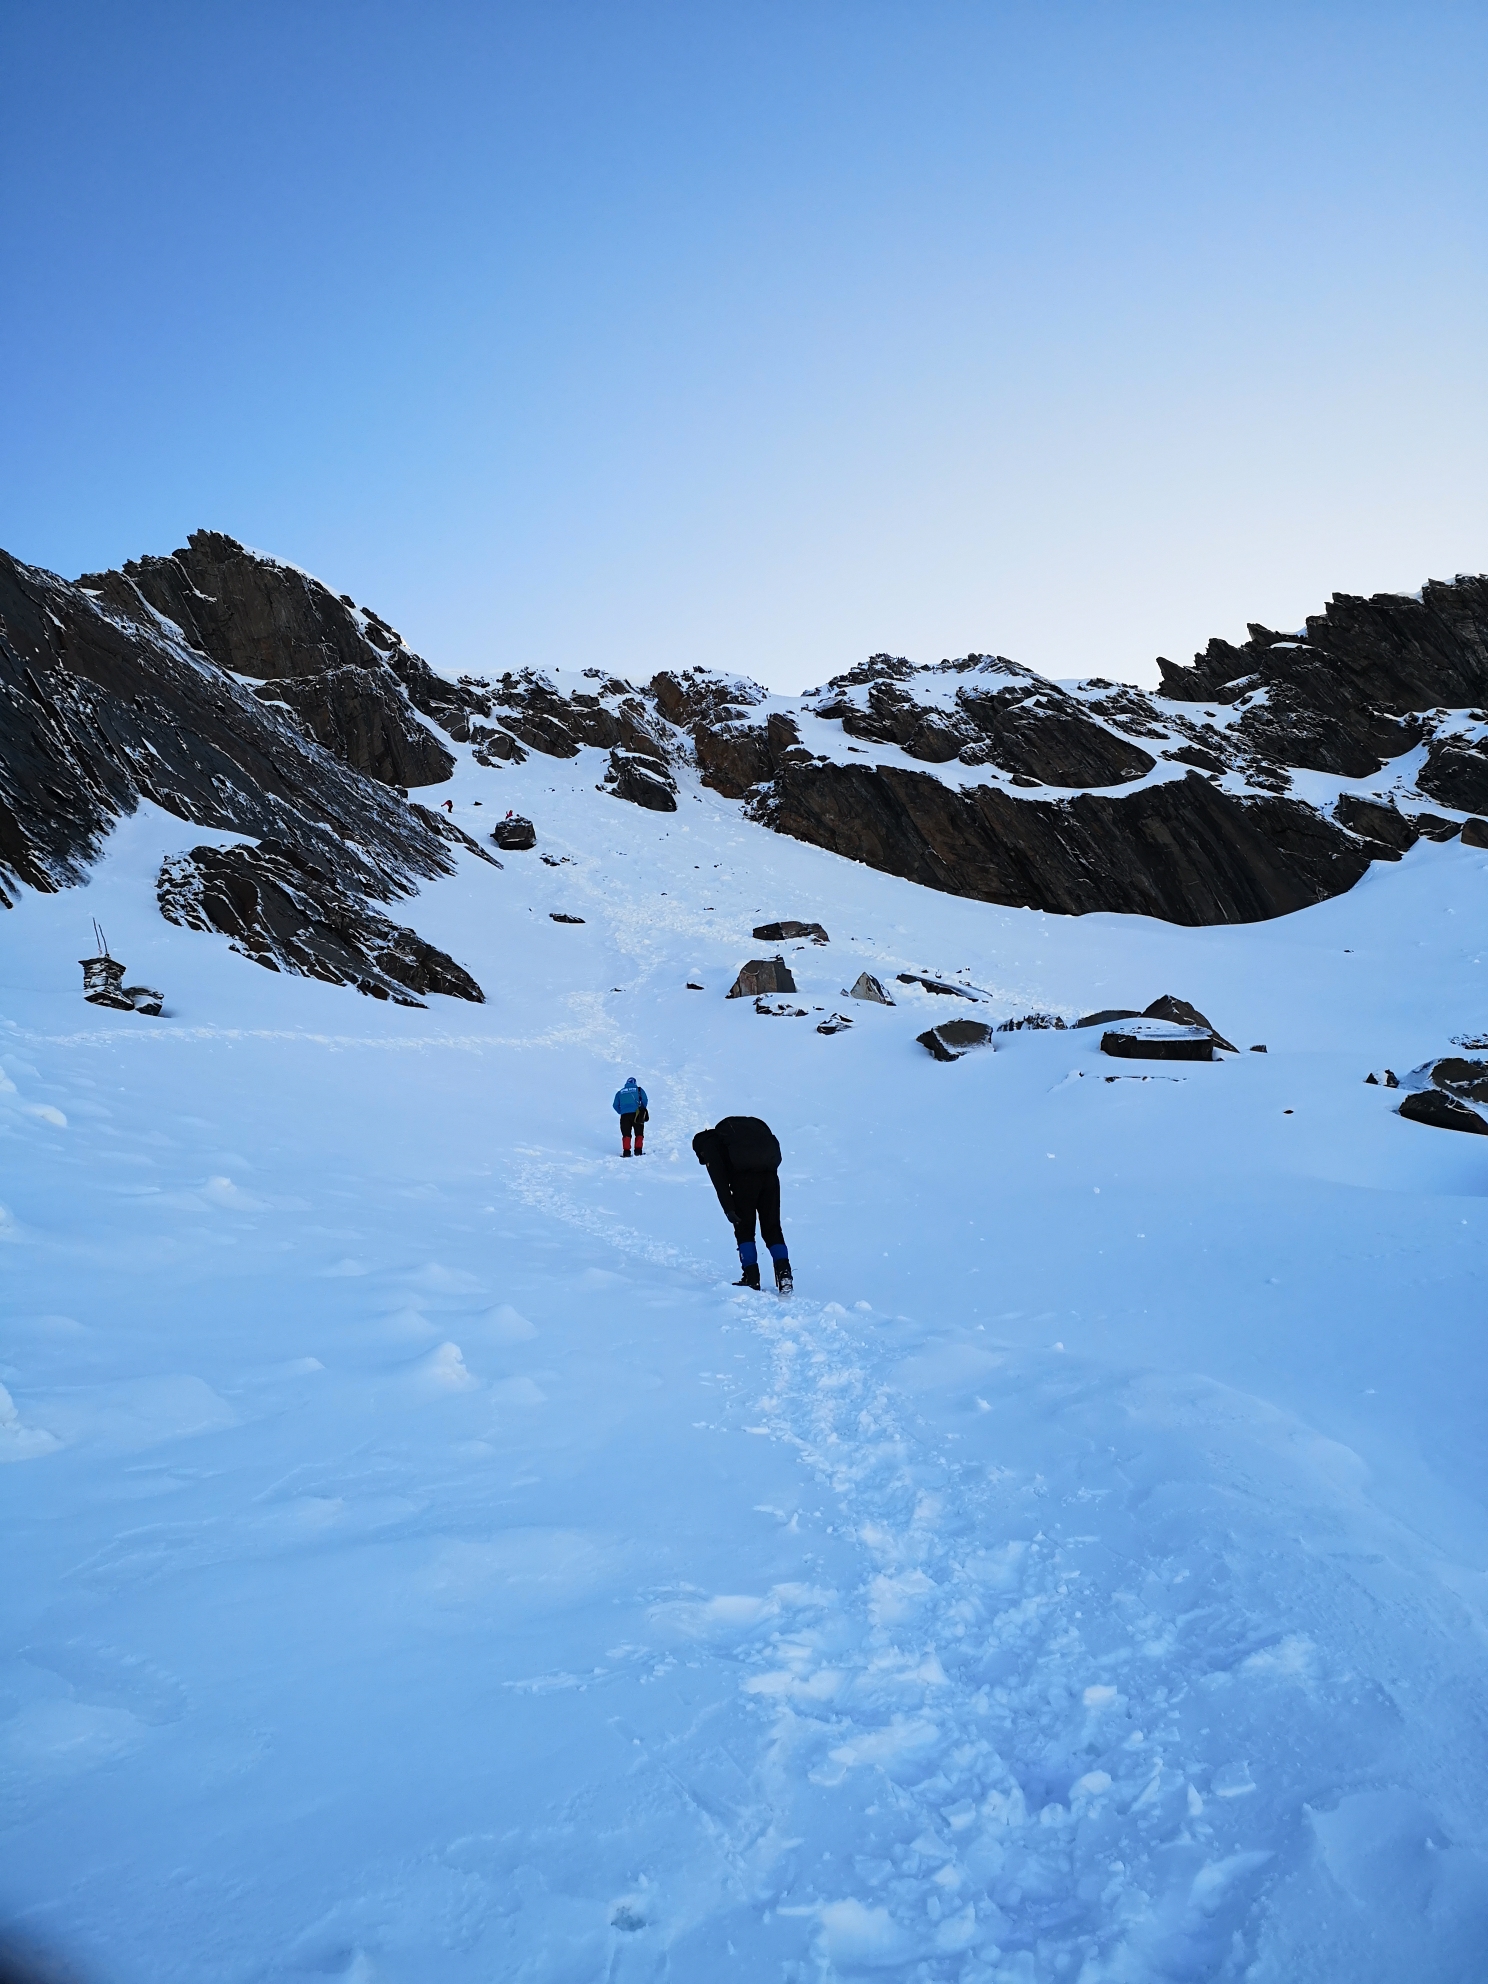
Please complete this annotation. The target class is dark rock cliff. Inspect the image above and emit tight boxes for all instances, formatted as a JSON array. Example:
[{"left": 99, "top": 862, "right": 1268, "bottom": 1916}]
[{"left": 760, "top": 761, "right": 1371, "bottom": 924}]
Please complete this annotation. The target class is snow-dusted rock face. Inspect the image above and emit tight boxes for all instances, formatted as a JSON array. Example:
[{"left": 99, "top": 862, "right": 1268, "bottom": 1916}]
[
  {"left": 4, "top": 529, "right": 1487, "bottom": 962},
  {"left": 665, "top": 582, "right": 1488, "bottom": 923},
  {"left": 0, "top": 543, "right": 468, "bottom": 910},
  {"left": 157, "top": 842, "right": 484, "bottom": 1007}
]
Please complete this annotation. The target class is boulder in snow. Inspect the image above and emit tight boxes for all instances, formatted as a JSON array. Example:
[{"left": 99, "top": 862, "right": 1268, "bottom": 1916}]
[
  {"left": 728, "top": 958, "right": 798, "bottom": 998},
  {"left": 997, "top": 1012, "right": 1067, "bottom": 1032},
  {"left": 846, "top": 971, "right": 894, "bottom": 1005},
  {"left": 1398, "top": 1089, "right": 1488, "bottom": 1135},
  {"left": 1462, "top": 817, "right": 1488, "bottom": 849},
  {"left": 1101, "top": 1023, "right": 1215, "bottom": 1062},
  {"left": 918, "top": 1019, "right": 995, "bottom": 1062},
  {"left": 1141, "top": 994, "right": 1238, "bottom": 1052},
  {"left": 492, "top": 815, "right": 537, "bottom": 851},
  {"left": 753, "top": 920, "right": 829, "bottom": 944},
  {"left": 123, "top": 986, "right": 164, "bottom": 1016},
  {"left": 1074, "top": 1008, "right": 1141, "bottom": 1027},
  {"left": 816, "top": 1012, "right": 852, "bottom": 1034}
]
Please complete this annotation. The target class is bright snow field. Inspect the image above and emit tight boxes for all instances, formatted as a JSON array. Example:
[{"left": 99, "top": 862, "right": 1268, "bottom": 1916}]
[{"left": 2, "top": 745, "right": 1486, "bottom": 1984}]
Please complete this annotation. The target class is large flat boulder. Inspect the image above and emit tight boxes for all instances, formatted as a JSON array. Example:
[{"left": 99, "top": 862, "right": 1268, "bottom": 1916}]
[
  {"left": 753, "top": 920, "right": 828, "bottom": 943},
  {"left": 1102, "top": 1023, "right": 1215, "bottom": 1062}
]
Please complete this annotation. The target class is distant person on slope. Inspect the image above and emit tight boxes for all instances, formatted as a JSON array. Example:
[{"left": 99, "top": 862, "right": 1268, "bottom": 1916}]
[
  {"left": 692, "top": 1115, "right": 793, "bottom": 1295},
  {"left": 613, "top": 1076, "right": 649, "bottom": 1157}
]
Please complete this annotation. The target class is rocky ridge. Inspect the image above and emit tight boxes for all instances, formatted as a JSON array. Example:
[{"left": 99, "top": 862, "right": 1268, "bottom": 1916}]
[
  {"left": 440, "top": 583, "right": 1488, "bottom": 925},
  {"left": 3, "top": 531, "right": 1486, "bottom": 991}
]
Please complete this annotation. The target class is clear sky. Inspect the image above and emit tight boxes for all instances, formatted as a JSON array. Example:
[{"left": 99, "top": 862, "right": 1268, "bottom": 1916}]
[{"left": 4, "top": 2, "right": 1484, "bottom": 692}]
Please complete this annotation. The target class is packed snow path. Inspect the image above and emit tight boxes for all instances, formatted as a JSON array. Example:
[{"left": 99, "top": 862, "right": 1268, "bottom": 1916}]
[{"left": 2, "top": 755, "right": 1487, "bottom": 1982}]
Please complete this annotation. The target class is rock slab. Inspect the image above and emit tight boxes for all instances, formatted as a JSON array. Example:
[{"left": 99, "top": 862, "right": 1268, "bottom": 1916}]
[
  {"left": 728, "top": 959, "right": 798, "bottom": 999},
  {"left": 1102, "top": 1026, "right": 1215, "bottom": 1062},
  {"left": 1399, "top": 1088, "right": 1488, "bottom": 1135}
]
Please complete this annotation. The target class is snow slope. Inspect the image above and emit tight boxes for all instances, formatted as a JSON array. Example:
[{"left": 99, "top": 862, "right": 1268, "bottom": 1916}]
[{"left": 2, "top": 736, "right": 1486, "bottom": 1983}]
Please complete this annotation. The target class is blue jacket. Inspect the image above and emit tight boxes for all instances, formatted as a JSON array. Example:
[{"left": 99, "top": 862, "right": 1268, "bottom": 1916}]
[{"left": 613, "top": 1081, "right": 648, "bottom": 1115}]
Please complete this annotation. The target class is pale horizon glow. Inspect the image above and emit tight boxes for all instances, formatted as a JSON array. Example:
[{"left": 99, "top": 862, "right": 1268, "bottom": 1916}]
[{"left": 4, "top": 2, "right": 1484, "bottom": 695}]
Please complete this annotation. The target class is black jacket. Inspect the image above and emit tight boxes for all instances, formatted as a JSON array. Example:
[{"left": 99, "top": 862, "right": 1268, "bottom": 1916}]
[
  {"left": 693, "top": 1115, "right": 781, "bottom": 1223},
  {"left": 693, "top": 1115, "right": 781, "bottom": 1173}
]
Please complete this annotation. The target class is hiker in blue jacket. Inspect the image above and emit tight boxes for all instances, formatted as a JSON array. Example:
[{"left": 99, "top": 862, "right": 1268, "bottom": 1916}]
[{"left": 613, "top": 1076, "right": 649, "bottom": 1157}]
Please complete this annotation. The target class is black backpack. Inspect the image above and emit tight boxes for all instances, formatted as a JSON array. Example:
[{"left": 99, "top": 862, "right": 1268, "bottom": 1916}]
[{"left": 714, "top": 1115, "right": 781, "bottom": 1171}]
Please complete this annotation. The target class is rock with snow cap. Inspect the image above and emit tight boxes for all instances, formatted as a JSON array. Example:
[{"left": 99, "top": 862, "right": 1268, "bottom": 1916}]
[{"left": 917, "top": 1018, "right": 995, "bottom": 1061}]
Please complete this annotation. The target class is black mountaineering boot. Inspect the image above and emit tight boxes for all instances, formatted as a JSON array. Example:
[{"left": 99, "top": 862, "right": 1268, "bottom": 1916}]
[
  {"left": 734, "top": 1264, "right": 762, "bottom": 1290},
  {"left": 774, "top": 1258, "right": 793, "bottom": 1297}
]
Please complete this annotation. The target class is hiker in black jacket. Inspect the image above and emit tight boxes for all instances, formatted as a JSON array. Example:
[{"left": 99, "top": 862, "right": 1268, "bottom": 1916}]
[{"left": 692, "top": 1115, "right": 793, "bottom": 1295}]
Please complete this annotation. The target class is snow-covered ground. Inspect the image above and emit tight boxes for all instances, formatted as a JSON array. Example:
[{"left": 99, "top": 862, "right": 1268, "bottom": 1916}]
[{"left": 2, "top": 739, "right": 1486, "bottom": 1983}]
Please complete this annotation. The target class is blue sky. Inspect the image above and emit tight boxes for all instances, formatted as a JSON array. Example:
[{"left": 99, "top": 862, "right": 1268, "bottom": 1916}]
[{"left": 4, "top": 2, "right": 1484, "bottom": 691}]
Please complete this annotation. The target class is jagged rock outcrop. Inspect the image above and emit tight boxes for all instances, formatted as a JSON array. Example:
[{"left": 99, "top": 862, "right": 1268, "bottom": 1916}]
[
  {"left": 158, "top": 842, "right": 483, "bottom": 1006},
  {"left": 0, "top": 547, "right": 467, "bottom": 911},
  {"left": 1155, "top": 578, "right": 1488, "bottom": 777},
  {"left": 604, "top": 748, "right": 678, "bottom": 811},
  {"left": 810, "top": 655, "right": 1157, "bottom": 786},
  {"left": 654, "top": 580, "right": 1488, "bottom": 926},
  {"left": 89, "top": 531, "right": 460, "bottom": 788},
  {"left": 1334, "top": 794, "right": 1419, "bottom": 857}
]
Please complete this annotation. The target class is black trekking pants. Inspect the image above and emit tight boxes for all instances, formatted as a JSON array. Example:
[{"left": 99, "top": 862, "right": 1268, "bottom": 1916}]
[{"left": 729, "top": 1167, "right": 783, "bottom": 1250}]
